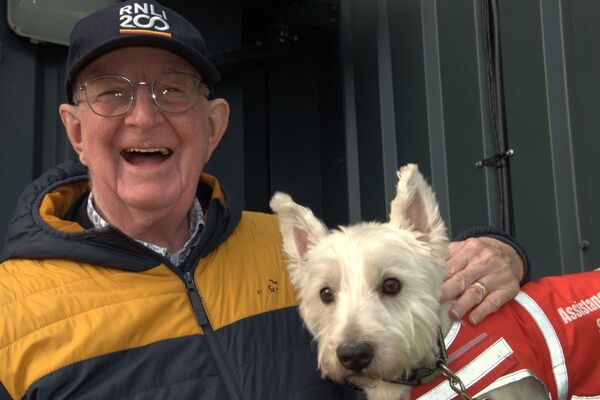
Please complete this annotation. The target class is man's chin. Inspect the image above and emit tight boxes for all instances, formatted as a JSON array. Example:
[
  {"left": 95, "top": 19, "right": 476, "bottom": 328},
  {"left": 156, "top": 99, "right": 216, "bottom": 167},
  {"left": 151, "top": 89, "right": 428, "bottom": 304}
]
[{"left": 117, "top": 184, "right": 183, "bottom": 211}]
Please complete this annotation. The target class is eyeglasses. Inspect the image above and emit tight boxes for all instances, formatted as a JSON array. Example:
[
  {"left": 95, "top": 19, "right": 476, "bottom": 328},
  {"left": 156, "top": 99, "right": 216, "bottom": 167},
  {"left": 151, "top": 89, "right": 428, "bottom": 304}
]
[{"left": 77, "top": 71, "right": 208, "bottom": 117}]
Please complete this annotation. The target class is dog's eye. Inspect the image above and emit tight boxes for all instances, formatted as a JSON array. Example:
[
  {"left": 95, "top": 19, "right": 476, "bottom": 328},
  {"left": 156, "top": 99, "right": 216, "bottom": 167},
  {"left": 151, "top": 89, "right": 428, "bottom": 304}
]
[
  {"left": 320, "top": 287, "right": 335, "bottom": 304},
  {"left": 381, "top": 278, "right": 402, "bottom": 295}
]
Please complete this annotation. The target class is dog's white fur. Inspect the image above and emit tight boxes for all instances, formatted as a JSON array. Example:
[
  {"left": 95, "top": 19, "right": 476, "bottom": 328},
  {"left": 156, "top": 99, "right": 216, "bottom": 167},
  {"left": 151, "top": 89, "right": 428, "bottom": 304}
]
[{"left": 270, "top": 164, "right": 548, "bottom": 400}]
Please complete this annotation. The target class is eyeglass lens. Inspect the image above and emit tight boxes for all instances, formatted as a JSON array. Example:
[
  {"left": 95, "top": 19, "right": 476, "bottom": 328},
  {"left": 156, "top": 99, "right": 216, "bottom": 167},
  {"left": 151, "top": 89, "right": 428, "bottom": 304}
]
[{"left": 83, "top": 72, "right": 200, "bottom": 117}]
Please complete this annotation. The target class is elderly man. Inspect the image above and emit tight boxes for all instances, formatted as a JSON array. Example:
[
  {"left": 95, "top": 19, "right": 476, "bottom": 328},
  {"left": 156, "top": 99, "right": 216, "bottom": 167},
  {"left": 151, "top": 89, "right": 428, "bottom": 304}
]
[{"left": 0, "top": 1, "right": 528, "bottom": 399}]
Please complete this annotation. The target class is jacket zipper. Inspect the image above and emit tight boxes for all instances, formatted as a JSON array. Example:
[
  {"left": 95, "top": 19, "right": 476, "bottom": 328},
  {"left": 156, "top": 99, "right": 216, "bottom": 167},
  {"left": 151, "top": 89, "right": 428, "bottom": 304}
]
[
  {"left": 184, "top": 271, "right": 209, "bottom": 325},
  {"left": 106, "top": 228, "right": 244, "bottom": 399},
  {"left": 183, "top": 271, "right": 244, "bottom": 400}
]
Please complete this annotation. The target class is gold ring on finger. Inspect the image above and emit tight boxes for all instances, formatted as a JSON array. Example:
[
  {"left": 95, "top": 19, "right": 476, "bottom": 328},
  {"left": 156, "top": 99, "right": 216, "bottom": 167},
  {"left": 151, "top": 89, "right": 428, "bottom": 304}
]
[{"left": 471, "top": 281, "right": 488, "bottom": 300}]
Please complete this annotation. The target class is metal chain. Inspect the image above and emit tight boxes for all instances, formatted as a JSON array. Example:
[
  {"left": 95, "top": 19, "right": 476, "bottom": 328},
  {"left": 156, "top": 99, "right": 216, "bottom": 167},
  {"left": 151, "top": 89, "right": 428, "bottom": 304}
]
[{"left": 438, "top": 363, "right": 474, "bottom": 400}]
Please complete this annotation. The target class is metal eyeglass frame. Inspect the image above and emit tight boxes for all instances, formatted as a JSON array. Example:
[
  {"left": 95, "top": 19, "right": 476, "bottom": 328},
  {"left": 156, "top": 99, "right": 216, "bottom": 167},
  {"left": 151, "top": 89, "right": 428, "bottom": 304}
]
[{"left": 76, "top": 71, "right": 210, "bottom": 117}]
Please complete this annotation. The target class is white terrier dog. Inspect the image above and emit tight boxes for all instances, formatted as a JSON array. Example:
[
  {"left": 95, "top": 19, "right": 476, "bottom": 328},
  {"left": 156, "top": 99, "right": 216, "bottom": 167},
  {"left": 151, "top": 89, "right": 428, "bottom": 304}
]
[{"left": 270, "top": 164, "right": 599, "bottom": 400}]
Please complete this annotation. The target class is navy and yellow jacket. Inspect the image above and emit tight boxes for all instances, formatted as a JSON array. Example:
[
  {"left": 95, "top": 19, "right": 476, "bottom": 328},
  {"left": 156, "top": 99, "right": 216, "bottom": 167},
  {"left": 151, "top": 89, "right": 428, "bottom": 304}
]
[{"left": 0, "top": 161, "right": 342, "bottom": 400}]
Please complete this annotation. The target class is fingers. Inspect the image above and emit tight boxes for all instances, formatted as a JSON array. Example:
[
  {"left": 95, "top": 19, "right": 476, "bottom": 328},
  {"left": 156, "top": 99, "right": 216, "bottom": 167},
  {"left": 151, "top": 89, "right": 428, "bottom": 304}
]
[
  {"left": 450, "top": 281, "right": 490, "bottom": 324},
  {"left": 442, "top": 240, "right": 480, "bottom": 300},
  {"left": 471, "top": 281, "right": 488, "bottom": 299},
  {"left": 446, "top": 241, "right": 469, "bottom": 276},
  {"left": 444, "top": 238, "right": 491, "bottom": 280},
  {"left": 441, "top": 256, "right": 490, "bottom": 301},
  {"left": 442, "top": 237, "right": 523, "bottom": 324},
  {"left": 466, "top": 289, "right": 513, "bottom": 325}
]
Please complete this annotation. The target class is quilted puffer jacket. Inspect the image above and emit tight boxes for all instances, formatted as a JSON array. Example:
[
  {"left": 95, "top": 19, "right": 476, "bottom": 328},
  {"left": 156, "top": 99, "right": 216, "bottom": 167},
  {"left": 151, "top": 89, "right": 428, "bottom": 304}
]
[{"left": 0, "top": 161, "right": 342, "bottom": 400}]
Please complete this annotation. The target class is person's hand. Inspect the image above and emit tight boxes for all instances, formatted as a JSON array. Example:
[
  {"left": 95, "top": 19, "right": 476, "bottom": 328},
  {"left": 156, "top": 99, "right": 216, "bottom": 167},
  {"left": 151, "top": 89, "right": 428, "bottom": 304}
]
[{"left": 441, "top": 237, "right": 524, "bottom": 325}]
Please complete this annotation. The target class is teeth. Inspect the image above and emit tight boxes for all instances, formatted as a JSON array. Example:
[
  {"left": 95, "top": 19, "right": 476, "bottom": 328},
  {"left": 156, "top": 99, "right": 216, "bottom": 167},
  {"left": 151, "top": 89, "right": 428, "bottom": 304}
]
[{"left": 125, "top": 148, "right": 169, "bottom": 155}]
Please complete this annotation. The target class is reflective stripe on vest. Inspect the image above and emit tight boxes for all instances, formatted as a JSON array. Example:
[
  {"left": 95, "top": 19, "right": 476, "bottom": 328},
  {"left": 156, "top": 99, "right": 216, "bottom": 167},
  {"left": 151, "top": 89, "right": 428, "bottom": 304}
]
[
  {"left": 416, "top": 338, "right": 513, "bottom": 400},
  {"left": 514, "top": 291, "right": 568, "bottom": 400}
]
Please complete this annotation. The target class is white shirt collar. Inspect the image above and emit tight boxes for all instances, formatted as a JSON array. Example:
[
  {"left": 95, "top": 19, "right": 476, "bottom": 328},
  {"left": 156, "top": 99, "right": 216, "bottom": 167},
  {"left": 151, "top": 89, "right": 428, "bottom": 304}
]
[{"left": 86, "top": 192, "right": 205, "bottom": 267}]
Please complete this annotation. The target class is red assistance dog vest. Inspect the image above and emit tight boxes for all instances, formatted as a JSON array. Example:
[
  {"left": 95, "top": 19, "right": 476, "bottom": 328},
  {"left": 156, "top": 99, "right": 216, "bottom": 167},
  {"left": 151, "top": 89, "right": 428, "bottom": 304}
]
[{"left": 412, "top": 270, "right": 600, "bottom": 400}]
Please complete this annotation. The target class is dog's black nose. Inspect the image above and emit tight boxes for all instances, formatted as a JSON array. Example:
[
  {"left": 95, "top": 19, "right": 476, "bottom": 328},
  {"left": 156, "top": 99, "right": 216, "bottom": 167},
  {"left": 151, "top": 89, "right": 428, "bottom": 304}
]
[{"left": 337, "top": 342, "right": 374, "bottom": 372}]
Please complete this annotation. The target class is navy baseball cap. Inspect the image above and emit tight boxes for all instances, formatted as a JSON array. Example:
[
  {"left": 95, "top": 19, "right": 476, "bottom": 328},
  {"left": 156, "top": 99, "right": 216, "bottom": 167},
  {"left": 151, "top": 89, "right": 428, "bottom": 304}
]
[{"left": 65, "top": 0, "right": 220, "bottom": 103}]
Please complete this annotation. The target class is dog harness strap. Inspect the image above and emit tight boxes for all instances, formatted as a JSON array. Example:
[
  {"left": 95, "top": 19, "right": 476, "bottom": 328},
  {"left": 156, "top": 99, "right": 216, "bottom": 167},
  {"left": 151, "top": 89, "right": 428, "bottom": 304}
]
[
  {"left": 413, "top": 337, "right": 514, "bottom": 400},
  {"left": 514, "top": 292, "right": 568, "bottom": 400}
]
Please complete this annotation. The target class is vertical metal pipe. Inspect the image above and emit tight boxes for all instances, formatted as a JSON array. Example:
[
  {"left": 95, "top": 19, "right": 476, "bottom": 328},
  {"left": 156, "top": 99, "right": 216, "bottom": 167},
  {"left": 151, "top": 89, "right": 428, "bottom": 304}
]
[
  {"left": 473, "top": 0, "right": 501, "bottom": 227},
  {"left": 489, "top": 0, "right": 515, "bottom": 236}
]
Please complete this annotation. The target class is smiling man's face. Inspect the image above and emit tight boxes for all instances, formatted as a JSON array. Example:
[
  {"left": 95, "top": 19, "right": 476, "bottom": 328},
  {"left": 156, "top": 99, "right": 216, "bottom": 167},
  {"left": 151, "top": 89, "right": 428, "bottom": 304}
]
[{"left": 60, "top": 46, "right": 228, "bottom": 226}]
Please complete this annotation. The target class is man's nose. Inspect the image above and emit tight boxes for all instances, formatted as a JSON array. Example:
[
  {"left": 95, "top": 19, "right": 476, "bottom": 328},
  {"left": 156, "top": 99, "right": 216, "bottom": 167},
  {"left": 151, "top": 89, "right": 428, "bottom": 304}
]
[{"left": 124, "top": 83, "right": 162, "bottom": 127}]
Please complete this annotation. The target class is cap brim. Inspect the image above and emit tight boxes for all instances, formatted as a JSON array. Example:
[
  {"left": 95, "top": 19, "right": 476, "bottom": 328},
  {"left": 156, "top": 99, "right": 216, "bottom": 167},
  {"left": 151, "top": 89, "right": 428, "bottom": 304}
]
[{"left": 66, "top": 35, "right": 220, "bottom": 103}]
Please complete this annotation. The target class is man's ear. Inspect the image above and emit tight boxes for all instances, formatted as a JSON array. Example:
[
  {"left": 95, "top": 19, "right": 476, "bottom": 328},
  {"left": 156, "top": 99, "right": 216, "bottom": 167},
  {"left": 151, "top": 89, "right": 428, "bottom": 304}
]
[
  {"left": 59, "top": 103, "right": 87, "bottom": 166},
  {"left": 206, "top": 98, "right": 230, "bottom": 160}
]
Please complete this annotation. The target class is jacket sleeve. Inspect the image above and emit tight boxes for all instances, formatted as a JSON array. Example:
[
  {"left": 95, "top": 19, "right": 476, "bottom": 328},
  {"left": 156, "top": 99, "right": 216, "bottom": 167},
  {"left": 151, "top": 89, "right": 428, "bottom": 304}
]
[
  {"left": 0, "top": 382, "right": 13, "bottom": 400},
  {"left": 452, "top": 226, "right": 531, "bottom": 286}
]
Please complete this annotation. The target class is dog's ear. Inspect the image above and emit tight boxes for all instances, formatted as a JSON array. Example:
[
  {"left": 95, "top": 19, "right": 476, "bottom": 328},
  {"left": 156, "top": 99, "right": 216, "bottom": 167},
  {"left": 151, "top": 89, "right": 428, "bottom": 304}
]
[
  {"left": 270, "top": 192, "right": 328, "bottom": 265},
  {"left": 389, "top": 164, "right": 448, "bottom": 258}
]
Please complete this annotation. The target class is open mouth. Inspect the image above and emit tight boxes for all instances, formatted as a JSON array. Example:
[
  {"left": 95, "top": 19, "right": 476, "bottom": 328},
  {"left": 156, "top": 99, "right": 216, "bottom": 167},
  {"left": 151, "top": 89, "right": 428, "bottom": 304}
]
[{"left": 121, "top": 148, "right": 172, "bottom": 166}]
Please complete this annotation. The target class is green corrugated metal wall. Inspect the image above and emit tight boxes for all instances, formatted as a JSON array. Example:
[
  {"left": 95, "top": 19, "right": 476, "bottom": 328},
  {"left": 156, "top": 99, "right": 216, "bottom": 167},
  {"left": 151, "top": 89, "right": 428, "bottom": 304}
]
[
  {"left": 1, "top": 1, "right": 598, "bottom": 399},
  {"left": 1, "top": 0, "right": 597, "bottom": 275}
]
